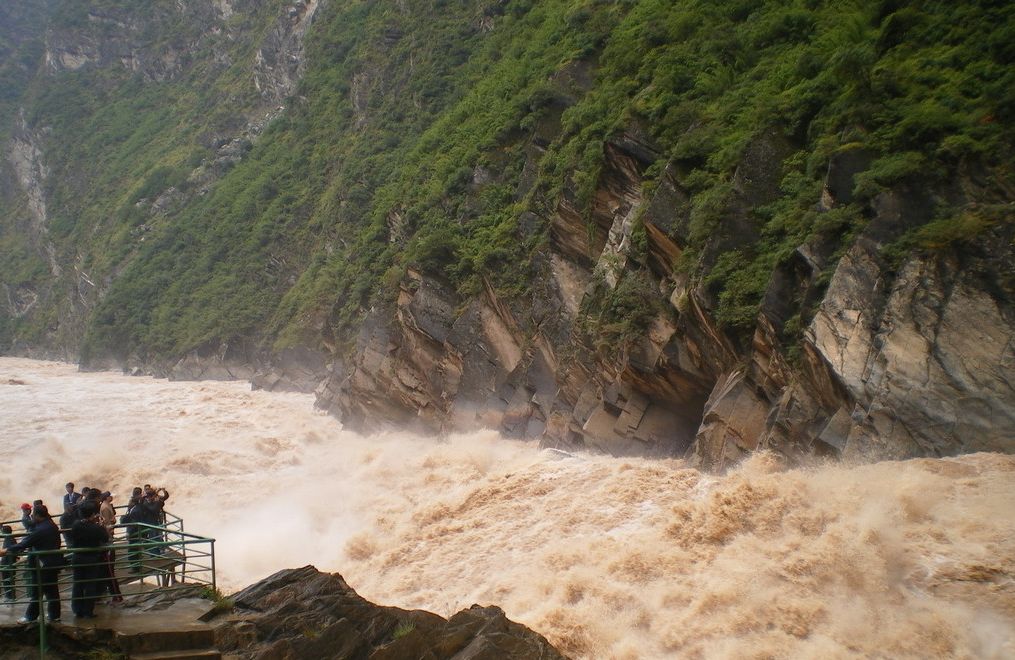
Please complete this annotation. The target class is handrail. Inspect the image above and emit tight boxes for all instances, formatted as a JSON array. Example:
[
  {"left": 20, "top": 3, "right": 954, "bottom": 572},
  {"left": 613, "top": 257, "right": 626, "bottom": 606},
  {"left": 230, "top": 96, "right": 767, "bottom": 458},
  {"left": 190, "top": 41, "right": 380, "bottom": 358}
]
[{"left": 22, "top": 530, "right": 215, "bottom": 558}]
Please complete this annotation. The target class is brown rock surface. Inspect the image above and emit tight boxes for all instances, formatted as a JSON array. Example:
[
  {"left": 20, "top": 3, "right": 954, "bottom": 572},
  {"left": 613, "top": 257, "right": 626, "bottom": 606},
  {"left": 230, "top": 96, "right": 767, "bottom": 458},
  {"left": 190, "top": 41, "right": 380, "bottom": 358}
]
[
  {"left": 214, "top": 565, "right": 566, "bottom": 660},
  {"left": 314, "top": 126, "right": 1015, "bottom": 469},
  {"left": 806, "top": 236, "right": 1015, "bottom": 459}
]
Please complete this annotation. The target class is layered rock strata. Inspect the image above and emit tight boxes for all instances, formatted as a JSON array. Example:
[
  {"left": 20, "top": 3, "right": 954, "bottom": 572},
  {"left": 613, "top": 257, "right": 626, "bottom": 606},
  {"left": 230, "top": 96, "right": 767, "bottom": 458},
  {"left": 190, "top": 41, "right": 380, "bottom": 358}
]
[{"left": 318, "top": 126, "right": 1015, "bottom": 467}]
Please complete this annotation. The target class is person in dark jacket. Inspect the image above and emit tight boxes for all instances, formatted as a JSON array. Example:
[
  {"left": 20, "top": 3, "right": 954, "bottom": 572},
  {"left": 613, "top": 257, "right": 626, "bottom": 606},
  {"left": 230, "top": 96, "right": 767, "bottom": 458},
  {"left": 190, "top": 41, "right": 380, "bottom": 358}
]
[
  {"left": 1, "top": 525, "right": 17, "bottom": 601},
  {"left": 83, "top": 488, "right": 101, "bottom": 506},
  {"left": 123, "top": 489, "right": 144, "bottom": 572},
  {"left": 138, "top": 489, "right": 170, "bottom": 556},
  {"left": 59, "top": 501, "right": 78, "bottom": 549},
  {"left": 126, "top": 486, "right": 143, "bottom": 511},
  {"left": 63, "top": 483, "right": 81, "bottom": 510},
  {"left": 68, "top": 501, "right": 108, "bottom": 618},
  {"left": 0, "top": 505, "right": 62, "bottom": 623}
]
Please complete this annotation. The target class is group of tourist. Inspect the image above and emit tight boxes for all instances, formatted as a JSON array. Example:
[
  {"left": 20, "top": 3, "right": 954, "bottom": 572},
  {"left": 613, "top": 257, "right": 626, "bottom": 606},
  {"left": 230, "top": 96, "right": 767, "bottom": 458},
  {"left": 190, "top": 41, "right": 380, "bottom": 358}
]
[{"left": 0, "top": 482, "right": 171, "bottom": 623}]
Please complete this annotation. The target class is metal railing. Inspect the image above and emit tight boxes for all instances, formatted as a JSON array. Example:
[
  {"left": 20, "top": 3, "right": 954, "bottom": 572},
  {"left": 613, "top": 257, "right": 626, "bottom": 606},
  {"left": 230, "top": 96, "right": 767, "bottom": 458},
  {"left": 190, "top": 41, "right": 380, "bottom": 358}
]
[{"left": 1, "top": 518, "right": 215, "bottom": 658}]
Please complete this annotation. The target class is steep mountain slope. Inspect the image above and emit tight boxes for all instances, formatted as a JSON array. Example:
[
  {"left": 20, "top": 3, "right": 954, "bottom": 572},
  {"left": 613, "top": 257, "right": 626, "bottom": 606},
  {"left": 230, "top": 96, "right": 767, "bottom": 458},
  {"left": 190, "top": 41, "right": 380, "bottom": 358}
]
[
  {"left": 1, "top": 0, "right": 1013, "bottom": 466},
  {"left": 0, "top": 0, "right": 318, "bottom": 357}
]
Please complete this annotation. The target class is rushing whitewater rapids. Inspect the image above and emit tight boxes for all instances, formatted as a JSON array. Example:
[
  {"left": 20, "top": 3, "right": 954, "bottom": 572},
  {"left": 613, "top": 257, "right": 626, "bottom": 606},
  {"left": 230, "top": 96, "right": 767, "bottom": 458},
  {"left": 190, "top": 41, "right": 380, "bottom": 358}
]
[{"left": 1, "top": 358, "right": 1013, "bottom": 658}]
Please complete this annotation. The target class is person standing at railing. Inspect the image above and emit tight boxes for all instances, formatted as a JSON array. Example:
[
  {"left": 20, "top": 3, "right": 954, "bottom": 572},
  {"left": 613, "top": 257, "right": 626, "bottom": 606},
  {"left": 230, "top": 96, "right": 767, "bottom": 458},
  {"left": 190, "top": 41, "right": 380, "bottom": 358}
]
[
  {"left": 138, "top": 488, "right": 170, "bottom": 555},
  {"left": 59, "top": 500, "right": 78, "bottom": 549},
  {"left": 19, "top": 503, "right": 34, "bottom": 532},
  {"left": 68, "top": 501, "right": 107, "bottom": 619},
  {"left": 83, "top": 487, "right": 102, "bottom": 507},
  {"left": 1, "top": 525, "right": 17, "bottom": 601},
  {"left": 99, "top": 493, "right": 116, "bottom": 532},
  {"left": 62, "top": 483, "right": 81, "bottom": 512},
  {"left": 98, "top": 492, "right": 123, "bottom": 604},
  {"left": 123, "top": 487, "right": 144, "bottom": 572},
  {"left": 127, "top": 487, "right": 143, "bottom": 510},
  {"left": 0, "top": 505, "right": 63, "bottom": 623}
]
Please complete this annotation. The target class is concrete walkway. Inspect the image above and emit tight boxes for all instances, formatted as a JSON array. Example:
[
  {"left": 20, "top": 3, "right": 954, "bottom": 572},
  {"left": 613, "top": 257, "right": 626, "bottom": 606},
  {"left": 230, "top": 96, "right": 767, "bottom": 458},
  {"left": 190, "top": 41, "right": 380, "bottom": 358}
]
[{"left": 0, "top": 592, "right": 220, "bottom": 659}]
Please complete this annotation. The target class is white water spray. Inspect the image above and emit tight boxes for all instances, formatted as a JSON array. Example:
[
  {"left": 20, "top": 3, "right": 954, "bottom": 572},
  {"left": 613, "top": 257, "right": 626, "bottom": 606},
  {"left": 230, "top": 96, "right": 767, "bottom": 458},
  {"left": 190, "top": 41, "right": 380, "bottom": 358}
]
[{"left": 1, "top": 358, "right": 1013, "bottom": 658}]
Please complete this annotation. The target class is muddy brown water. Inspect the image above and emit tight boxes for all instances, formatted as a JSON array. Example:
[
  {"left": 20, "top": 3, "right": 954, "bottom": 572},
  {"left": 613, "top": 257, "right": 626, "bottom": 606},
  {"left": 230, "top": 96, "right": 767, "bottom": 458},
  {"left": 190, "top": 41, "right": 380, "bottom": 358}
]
[{"left": 1, "top": 357, "right": 1012, "bottom": 658}]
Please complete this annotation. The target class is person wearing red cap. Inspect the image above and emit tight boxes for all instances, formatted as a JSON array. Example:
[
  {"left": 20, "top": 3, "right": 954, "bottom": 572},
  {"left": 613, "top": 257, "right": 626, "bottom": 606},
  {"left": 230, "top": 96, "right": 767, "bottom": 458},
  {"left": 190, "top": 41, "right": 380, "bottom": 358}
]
[{"left": 19, "top": 504, "right": 33, "bottom": 533}]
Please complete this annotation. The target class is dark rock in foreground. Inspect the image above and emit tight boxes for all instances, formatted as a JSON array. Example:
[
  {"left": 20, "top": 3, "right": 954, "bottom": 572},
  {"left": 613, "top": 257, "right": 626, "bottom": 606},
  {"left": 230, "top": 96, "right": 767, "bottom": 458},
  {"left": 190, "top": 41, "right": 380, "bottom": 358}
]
[
  {"left": 0, "top": 566, "right": 565, "bottom": 659},
  {"left": 214, "top": 566, "right": 566, "bottom": 659}
]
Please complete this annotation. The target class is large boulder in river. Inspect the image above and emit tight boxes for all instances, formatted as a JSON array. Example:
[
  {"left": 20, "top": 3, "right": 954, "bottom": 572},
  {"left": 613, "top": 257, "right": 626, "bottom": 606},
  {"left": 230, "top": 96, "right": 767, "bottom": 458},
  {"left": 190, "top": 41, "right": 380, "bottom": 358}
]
[{"left": 213, "top": 566, "right": 567, "bottom": 659}]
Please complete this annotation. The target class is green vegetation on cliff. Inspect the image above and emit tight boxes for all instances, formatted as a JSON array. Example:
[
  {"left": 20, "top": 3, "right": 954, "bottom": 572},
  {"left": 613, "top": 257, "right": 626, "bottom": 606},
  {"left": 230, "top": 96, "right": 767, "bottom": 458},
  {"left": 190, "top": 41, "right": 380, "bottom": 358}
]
[{"left": 0, "top": 0, "right": 1011, "bottom": 361}]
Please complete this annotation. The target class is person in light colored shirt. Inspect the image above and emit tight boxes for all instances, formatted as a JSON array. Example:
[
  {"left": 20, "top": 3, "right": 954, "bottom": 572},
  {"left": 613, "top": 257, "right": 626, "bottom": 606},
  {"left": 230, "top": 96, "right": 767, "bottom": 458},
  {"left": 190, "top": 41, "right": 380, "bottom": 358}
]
[
  {"left": 99, "top": 492, "right": 116, "bottom": 533},
  {"left": 97, "top": 492, "right": 124, "bottom": 604}
]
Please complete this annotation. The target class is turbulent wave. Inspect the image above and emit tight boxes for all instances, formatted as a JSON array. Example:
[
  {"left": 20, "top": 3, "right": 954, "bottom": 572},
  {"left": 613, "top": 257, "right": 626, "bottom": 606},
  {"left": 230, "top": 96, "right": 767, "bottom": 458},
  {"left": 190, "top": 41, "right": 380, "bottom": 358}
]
[{"left": 1, "top": 358, "right": 1012, "bottom": 658}]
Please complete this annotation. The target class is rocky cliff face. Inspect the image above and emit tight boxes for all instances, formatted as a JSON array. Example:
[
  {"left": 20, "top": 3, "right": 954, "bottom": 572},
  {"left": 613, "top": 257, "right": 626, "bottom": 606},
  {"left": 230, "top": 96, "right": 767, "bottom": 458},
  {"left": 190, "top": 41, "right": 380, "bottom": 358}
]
[
  {"left": 253, "top": 0, "right": 321, "bottom": 106},
  {"left": 804, "top": 227, "right": 1015, "bottom": 459},
  {"left": 692, "top": 219, "right": 1015, "bottom": 469},
  {"left": 40, "top": 0, "right": 318, "bottom": 92},
  {"left": 316, "top": 123, "right": 1015, "bottom": 467}
]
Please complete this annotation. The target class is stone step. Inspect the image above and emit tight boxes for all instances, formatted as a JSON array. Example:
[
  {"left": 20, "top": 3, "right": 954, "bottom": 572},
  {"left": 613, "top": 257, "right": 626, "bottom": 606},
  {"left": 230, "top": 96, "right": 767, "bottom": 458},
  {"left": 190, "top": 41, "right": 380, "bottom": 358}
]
[
  {"left": 129, "top": 650, "right": 221, "bottom": 660},
  {"left": 116, "top": 628, "right": 217, "bottom": 654}
]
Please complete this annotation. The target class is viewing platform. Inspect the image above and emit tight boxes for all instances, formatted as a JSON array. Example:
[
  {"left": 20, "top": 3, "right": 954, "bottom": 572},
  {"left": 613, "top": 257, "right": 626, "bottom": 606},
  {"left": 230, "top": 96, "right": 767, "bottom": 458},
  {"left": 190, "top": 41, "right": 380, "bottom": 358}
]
[{"left": 0, "top": 511, "right": 220, "bottom": 659}]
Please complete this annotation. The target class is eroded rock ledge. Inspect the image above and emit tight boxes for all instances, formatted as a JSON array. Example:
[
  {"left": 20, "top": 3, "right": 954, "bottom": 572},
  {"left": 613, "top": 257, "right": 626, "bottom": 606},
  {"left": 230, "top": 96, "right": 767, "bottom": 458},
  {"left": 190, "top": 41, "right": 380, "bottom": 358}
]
[{"left": 214, "top": 566, "right": 566, "bottom": 659}]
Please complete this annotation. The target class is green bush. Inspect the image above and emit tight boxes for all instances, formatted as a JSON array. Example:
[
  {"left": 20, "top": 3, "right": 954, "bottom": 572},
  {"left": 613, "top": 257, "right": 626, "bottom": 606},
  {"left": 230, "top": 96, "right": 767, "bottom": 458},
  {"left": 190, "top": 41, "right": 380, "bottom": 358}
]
[{"left": 579, "top": 270, "right": 662, "bottom": 352}]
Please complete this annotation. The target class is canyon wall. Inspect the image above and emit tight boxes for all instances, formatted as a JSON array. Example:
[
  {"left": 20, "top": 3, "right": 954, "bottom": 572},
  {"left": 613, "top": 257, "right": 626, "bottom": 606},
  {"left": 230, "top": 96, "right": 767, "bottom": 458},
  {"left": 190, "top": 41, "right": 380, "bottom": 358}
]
[
  {"left": 1, "top": 1, "right": 1012, "bottom": 467},
  {"left": 316, "top": 126, "right": 1015, "bottom": 465}
]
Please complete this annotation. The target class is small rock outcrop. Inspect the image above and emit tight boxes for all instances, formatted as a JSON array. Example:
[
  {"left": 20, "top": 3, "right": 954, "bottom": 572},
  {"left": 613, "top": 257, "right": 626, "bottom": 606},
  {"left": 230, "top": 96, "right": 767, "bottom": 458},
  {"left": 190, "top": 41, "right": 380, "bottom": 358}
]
[
  {"left": 214, "top": 566, "right": 566, "bottom": 660},
  {"left": 253, "top": 0, "right": 322, "bottom": 105}
]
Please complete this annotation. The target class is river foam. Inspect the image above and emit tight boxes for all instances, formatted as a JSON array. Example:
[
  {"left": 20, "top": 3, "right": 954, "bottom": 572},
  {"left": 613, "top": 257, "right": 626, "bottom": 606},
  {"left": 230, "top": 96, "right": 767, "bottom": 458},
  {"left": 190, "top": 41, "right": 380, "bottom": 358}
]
[{"left": 1, "top": 357, "right": 1013, "bottom": 658}]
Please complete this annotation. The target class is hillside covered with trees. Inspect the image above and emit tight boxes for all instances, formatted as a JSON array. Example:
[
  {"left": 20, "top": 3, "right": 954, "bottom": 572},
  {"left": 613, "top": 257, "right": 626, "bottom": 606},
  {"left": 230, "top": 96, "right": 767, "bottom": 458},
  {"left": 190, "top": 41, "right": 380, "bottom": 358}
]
[{"left": 2, "top": 0, "right": 1013, "bottom": 465}]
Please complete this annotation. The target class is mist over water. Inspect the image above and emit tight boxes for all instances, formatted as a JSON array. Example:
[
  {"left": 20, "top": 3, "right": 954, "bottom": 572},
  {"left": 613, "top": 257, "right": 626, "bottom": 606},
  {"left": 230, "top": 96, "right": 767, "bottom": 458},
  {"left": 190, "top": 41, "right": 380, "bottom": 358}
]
[{"left": 1, "top": 358, "right": 1013, "bottom": 658}]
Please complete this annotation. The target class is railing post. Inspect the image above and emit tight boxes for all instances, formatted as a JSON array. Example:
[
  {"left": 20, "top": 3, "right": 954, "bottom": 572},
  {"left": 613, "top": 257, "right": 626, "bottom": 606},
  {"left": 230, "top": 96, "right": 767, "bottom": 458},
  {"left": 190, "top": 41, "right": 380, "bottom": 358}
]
[
  {"left": 35, "top": 558, "right": 46, "bottom": 660},
  {"left": 181, "top": 530, "right": 188, "bottom": 584},
  {"left": 211, "top": 539, "right": 216, "bottom": 594}
]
